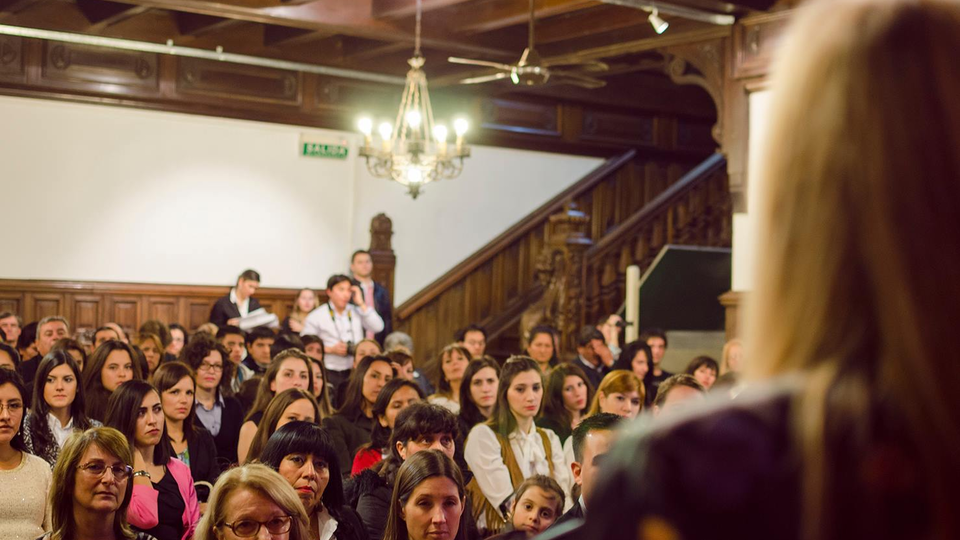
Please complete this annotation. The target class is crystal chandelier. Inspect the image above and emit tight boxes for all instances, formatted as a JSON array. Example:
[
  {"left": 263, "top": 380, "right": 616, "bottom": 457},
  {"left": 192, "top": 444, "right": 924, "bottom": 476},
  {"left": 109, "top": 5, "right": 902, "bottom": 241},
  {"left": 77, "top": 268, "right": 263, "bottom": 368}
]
[{"left": 357, "top": 0, "right": 470, "bottom": 199}]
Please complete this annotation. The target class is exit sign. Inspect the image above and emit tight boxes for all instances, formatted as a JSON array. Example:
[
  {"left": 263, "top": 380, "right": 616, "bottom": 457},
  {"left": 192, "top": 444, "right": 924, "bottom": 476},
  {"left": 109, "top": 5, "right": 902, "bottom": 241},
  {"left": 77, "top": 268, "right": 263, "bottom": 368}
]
[{"left": 302, "top": 142, "right": 348, "bottom": 159}]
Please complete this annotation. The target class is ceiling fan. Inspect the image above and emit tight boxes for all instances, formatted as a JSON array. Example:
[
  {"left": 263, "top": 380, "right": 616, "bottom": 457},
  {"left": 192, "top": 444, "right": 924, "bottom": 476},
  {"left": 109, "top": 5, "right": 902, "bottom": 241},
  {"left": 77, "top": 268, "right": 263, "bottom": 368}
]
[{"left": 447, "top": 0, "right": 609, "bottom": 89}]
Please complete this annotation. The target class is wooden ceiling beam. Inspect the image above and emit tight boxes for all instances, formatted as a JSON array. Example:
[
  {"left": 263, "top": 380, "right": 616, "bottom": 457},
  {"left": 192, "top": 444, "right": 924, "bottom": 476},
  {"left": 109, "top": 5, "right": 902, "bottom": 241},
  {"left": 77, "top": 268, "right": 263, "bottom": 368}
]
[
  {"left": 533, "top": 6, "right": 648, "bottom": 45},
  {"left": 263, "top": 25, "right": 326, "bottom": 48},
  {"left": 74, "top": 0, "right": 151, "bottom": 32},
  {"left": 371, "top": 0, "right": 472, "bottom": 19},
  {"left": 445, "top": 0, "right": 599, "bottom": 36},
  {"left": 0, "top": 0, "right": 47, "bottom": 18},
  {"left": 175, "top": 12, "right": 242, "bottom": 36}
]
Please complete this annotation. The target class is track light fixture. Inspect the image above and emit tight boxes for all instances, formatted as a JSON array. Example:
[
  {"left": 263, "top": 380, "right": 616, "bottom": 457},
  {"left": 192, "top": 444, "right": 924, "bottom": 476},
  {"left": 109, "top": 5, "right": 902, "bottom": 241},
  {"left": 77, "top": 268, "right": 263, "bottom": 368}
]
[{"left": 648, "top": 8, "right": 669, "bottom": 34}]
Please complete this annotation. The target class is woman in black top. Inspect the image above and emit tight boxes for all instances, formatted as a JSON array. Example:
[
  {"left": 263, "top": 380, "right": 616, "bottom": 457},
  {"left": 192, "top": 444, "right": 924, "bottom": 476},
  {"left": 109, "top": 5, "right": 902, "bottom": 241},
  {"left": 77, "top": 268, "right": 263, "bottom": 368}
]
[
  {"left": 536, "top": 363, "right": 592, "bottom": 444},
  {"left": 152, "top": 362, "right": 220, "bottom": 500},
  {"left": 179, "top": 336, "right": 243, "bottom": 468},
  {"left": 323, "top": 355, "right": 394, "bottom": 476},
  {"left": 261, "top": 421, "right": 365, "bottom": 540}
]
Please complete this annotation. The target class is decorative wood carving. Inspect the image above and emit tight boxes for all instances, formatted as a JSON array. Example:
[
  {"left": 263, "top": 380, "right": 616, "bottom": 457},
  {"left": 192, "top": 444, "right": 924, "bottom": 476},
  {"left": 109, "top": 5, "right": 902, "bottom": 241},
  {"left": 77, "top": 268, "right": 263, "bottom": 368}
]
[
  {"left": 479, "top": 98, "right": 561, "bottom": 137},
  {"left": 369, "top": 213, "right": 397, "bottom": 308},
  {"left": 580, "top": 110, "right": 656, "bottom": 146},
  {"left": 41, "top": 42, "right": 158, "bottom": 90},
  {"left": 659, "top": 37, "right": 725, "bottom": 145},
  {"left": 0, "top": 36, "right": 22, "bottom": 77},
  {"left": 177, "top": 57, "right": 301, "bottom": 105}
]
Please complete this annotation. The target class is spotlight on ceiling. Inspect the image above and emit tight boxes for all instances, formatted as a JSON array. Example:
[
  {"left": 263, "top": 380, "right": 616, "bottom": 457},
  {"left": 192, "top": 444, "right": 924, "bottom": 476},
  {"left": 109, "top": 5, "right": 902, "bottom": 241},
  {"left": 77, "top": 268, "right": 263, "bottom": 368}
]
[{"left": 648, "top": 9, "right": 669, "bottom": 34}]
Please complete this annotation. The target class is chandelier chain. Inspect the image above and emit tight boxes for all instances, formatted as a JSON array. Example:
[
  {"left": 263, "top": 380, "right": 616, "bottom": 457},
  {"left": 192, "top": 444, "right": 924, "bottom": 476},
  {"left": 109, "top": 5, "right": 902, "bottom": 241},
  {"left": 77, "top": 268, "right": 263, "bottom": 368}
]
[{"left": 415, "top": 0, "right": 422, "bottom": 57}]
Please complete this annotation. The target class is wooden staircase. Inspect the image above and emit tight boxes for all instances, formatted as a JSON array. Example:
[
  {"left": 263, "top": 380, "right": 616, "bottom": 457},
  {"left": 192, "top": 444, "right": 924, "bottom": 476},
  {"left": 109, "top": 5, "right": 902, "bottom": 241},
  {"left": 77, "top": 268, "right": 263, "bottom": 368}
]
[{"left": 395, "top": 150, "right": 731, "bottom": 364}]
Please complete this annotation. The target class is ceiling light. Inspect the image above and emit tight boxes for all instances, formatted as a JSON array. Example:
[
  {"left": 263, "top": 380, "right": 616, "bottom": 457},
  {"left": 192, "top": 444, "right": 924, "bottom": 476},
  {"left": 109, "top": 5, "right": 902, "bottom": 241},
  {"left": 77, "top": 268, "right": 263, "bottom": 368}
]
[{"left": 649, "top": 9, "right": 669, "bottom": 34}]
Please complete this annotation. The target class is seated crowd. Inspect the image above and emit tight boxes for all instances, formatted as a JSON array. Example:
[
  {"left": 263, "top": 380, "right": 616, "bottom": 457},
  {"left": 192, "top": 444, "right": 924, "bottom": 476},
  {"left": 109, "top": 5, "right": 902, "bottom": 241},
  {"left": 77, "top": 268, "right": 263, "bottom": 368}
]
[{"left": 0, "top": 277, "right": 735, "bottom": 540}]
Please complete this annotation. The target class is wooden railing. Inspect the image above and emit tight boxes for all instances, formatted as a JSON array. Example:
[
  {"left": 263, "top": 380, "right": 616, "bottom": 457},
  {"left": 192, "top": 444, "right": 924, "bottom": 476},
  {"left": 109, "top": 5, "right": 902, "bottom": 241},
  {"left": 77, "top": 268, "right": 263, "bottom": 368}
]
[{"left": 395, "top": 149, "right": 715, "bottom": 364}]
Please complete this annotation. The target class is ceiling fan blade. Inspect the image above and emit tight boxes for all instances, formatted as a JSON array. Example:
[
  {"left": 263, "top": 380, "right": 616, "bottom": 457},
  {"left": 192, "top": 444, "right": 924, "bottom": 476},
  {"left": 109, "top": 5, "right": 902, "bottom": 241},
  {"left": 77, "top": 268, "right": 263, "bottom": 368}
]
[
  {"left": 448, "top": 56, "right": 515, "bottom": 71},
  {"left": 542, "top": 59, "right": 609, "bottom": 72},
  {"left": 459, "top": 72, "right": 510, "bottom": 85},
  {"left": 549, "top": 73, "right": 607, "bottom": 89}
]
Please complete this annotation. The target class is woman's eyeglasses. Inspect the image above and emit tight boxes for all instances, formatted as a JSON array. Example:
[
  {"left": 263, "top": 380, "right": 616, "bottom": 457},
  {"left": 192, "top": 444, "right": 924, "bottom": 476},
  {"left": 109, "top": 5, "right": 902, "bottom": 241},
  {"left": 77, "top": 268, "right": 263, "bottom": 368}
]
[
  {"left": 77, "top": 462, "right": 133, "bottom": 481},
  {"left": 220, "top": 515, "right": 292, "bottom": 537}
]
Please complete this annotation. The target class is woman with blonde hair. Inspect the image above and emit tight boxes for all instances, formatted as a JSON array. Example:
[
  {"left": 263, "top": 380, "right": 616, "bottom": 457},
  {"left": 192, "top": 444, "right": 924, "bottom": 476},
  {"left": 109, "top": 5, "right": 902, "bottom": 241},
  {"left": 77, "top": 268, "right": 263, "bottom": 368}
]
[
  {"left": 585, "top": 370, "right": 643, "bottom": 419},
  {"left": 283, "top": 288, "right": 319, "bottom": 334},
  {"left": 719, "top": 338, "right": 742, "bottom": 375},
  {"left": 194, "top": 463, "right": 310, "bottom": 540},
  {"left": 583, "top": 2, "right": 960, "bottom": 540}
]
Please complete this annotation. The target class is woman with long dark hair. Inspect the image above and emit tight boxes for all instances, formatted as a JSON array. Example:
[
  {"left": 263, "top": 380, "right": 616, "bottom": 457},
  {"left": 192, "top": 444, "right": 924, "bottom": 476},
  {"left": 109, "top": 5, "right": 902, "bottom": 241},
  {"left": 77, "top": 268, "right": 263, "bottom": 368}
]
[
  {"left": 323, "top": 355, "right": 393, "bottom": 476},
  {"left": 83, "top": 340, "right": 142, "bottom": 422},
  {"left": 463, "top": 357, "right": 570, "bottom": 535},
  {"left": 23, "top": 350, "right": 99, "bottom": 466},
  {"left": 244, "top": 388, "right": 320, "bottom": 464},
  {"left": 382, "top": 450, "right": 467, "bottom": 540},
  {"left": 524, "top": 325, "right": 559, "bottom": 373},
  {"left": 351, "top": 378, "right": 424, "bottom": 475},
  {"left": 261, "top": 421, "right": 366, "bottom": 540},
  {"left": 536, "top": 363, "right": 592, "bottom": 444},
  {"left": 427, "top": 344, "right": 470, "bottom": 414},
  {"left": 152, "top": 362, "right": 220, "bottom": 498},
  {"left": 457, "top": 358, "right": 500, "bottom": 437},
  {"left": 104, "top": 380, "right": 199, "bottom": 540}
]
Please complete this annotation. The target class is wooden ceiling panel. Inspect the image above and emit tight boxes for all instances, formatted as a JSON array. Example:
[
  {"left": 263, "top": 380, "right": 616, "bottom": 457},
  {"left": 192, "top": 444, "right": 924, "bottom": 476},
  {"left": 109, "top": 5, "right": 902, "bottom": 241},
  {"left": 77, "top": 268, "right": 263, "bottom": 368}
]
[{"left": 97, "top": 8, "right": 179, "bottom": 41}]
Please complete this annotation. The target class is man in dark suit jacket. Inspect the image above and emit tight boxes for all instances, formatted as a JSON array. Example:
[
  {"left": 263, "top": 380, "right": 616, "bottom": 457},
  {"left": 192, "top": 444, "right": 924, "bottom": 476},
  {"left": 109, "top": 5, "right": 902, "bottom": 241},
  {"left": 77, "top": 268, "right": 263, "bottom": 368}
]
[
  {"left": 210, "top": 269, "right": 262, "bottom": 327},
  {"left": 553, "top": 413, "right": 621, "bottom": 529},
  {"left": 350, "top": 250, "right": 393, "bottom": 345}
]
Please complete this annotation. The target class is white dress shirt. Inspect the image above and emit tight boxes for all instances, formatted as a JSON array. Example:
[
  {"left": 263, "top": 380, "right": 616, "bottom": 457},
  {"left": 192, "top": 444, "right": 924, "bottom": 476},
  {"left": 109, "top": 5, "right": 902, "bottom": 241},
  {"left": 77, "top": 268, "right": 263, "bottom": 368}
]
[
  {"left": 301, "top": 302, "right": 384, "bottom": 372},
  {"left": 315, "top": 506, "right": 338, "bottom": 540},
  {"left": 229, "top": 288, "right": 251, "bottom": 318},
  {"left": 464, "top": 423, "right": 572, "bottom": 518},
  {"left": 427, "top": 394, "right": 460, "bottom": 414},
  {"left": 47, "top": 413, "right": 74, "bottom": 448}
]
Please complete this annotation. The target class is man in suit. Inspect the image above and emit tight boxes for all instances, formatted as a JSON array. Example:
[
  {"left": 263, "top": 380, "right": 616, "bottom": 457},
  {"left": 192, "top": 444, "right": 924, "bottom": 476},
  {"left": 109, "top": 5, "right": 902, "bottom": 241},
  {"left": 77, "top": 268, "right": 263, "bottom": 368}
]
[
  {"left": 553, "top": 413, "right": 621, "bottom": 528},
  {"left": 349, "top": 250, "right": 392, "bottom": 346},
  {"left": 209, "top": 269, "right": 262, "bottom": 327}
]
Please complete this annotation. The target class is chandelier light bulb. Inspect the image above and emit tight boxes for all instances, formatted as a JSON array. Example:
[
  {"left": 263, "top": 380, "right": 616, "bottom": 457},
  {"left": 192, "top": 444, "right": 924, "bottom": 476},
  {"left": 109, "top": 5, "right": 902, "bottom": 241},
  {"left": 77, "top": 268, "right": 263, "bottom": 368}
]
[
  {"left": 358, "top": 117, "right": 373, "bottom": 136},
  {"left": 454, "top": 118, "right": 469, "bottom": 137},
  {"left": 406, "top": 166, "right": 424, "bottom": 184},
  {"left": 433, "top": 125, "right": 448, "bottom": 143},
  {"left": 406, "top": 110, "right": 422, "bottom": 129},
  {"left": 378, "top": 122, "right": 393, "bottom": 140}
]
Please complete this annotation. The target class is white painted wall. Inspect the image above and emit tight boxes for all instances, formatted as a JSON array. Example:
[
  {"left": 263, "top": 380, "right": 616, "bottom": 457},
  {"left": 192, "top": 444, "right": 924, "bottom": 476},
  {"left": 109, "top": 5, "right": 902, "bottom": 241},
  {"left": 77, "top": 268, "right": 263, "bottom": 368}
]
[
  {"left": 352, "top": 146, "right": 601, "bottom": 303},
  {"left": 0, "top": 95, "right": 602, "bottom": 301},
  {"left": 731, "top": 90, "right": 772, "bottom": 292}
]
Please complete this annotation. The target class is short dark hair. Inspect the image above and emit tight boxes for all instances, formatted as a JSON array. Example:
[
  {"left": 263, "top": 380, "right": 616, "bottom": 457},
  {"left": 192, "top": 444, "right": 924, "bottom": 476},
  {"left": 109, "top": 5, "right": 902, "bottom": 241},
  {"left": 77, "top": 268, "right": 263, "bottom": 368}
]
[
  {"left": 17, "top": 322, "right": 37, "bottom": 352},
  {"left": 326, "top": 274, "right": 353, "bottom": 291},
  {"left": 271, "top": 333, "right": 304, "bottom": 358},
  {"left": 639, "top": 328, "right": 669, "bottom": 348},
  {"left": 369, "top": 379, "right": 425, "bottom": 449},
  {"left": 238, "top": 269, "right": 261, "bottom": 283},
  {"left": 169, "top": 323, "right": 188, "bottom": 340},
  {"left": 0, "top": 368, "right": 27, "bottom": 451},
  {"left": 216, "top": 325, "right": 244, "bottom": 342},
  {"left": 571, "top": 412, "right": 620, "bottom": 463},
  {"left": 179, "top": 335, "right": 233, "bottom": 397},
  {"left": 260, "top": 421, "right": 345, "bottom": 509},
  {"left": 577, "top": 326, "right": 604, "bottom": 347},
  {"left": 245, "top": 326, "right": 275, "bottom": 347},
  {"left": 0, "top": 312, "right": 21, "bottom": 325},
  {"left": 351, "top": 250, "right": 371, "bottom": 263},
  {"left": 104, "top": 380, "right": 171, "bottom": 466},
  {"left": 684, "top": 356, "right": 719, "bottom": 377},
  {"left": 389, "top": 402, "right": 460, "bottom": 458},
  {"left": 612, "top": 340, "right": 654, "bottom": 372},
  {"left": 454, "top": 324, "right": 487, "bottom": 342},
  {"left": 0, "top": 343, "right": 21, "bottom": 368},
  {"left": 652, "top": 374, "right": 705, "bottom": 408}
]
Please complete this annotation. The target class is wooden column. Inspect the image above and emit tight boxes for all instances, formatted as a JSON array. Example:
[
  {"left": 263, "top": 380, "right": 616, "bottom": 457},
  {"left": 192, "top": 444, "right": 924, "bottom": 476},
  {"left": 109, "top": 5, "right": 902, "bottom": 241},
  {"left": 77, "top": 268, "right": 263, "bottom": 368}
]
[{"left": 368, "top": 213, "right": 396, "bottom": 310}]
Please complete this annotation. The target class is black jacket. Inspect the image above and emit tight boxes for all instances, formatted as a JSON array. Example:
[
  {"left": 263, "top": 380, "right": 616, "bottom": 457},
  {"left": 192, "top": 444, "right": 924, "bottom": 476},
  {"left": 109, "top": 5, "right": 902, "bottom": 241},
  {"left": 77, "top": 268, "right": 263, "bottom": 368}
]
[
  {"left": 209, "top": 295, "right": 262, "bottom": 327},
  {"left": 323, "top": 408, "right": 374, "bottom": 478},
  {"left": 349, "top": 468, "right": 393, "bottom": 540},
  {"left": 196, "top": 395, "right": 243, "bottom": 469},
  {"left": 553, "top": 499, "right": 585, "bottom": 528},
  {"left": 177, "top": 427, "right": 221, "bottom": 502},
  {"left": 18, "top": 355, "right": 41, "bottom": 405},
  {"left": 370, "top": 281, "right": 393, "bottom": 345},
  {"left": 328, "top": 505, "right": 366, "bottom": 540}
]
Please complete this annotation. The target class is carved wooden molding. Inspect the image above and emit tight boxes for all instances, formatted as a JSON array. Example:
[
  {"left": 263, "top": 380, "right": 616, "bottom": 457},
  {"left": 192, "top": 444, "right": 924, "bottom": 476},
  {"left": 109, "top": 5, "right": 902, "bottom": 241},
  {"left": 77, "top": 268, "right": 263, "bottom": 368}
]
[{"left": 659, "top": 37, "right": 726, "bottom": 145}]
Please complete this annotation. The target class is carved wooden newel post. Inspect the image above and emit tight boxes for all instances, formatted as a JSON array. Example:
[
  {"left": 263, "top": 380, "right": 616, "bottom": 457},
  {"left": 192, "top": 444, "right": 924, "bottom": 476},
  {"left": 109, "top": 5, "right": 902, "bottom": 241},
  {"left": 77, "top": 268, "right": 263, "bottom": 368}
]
[
  {"left": 368, "top": 214, "right": 396, "bottom": 314},
  {"left": 519, "top": 203, "right": 592, "bottom": 361}
]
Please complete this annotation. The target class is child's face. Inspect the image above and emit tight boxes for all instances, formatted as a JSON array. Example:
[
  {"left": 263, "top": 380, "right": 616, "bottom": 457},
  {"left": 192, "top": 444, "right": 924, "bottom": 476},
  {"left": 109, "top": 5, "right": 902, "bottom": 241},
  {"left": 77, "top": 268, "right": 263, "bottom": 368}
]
[{"left": 512, "top": 486, "right": 561, "bottom": 537}]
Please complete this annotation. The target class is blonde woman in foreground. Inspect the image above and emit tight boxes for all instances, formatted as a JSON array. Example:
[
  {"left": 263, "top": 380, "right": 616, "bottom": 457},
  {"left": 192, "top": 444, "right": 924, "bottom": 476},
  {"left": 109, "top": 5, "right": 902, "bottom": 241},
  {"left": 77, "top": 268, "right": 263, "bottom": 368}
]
[{"left": 583, "top": 1, "right": 960, "bottom": 540}]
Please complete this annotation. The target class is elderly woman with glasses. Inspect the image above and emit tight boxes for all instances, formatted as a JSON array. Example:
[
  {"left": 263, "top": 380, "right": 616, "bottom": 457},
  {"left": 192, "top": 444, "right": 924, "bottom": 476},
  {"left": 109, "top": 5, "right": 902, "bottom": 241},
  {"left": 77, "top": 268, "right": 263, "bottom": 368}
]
[
  {"left": 194, "top": 463, "right": 309, "bottom": 540},
  {"left": 39, "top": 426, "right": 157, "bottom": 540}
]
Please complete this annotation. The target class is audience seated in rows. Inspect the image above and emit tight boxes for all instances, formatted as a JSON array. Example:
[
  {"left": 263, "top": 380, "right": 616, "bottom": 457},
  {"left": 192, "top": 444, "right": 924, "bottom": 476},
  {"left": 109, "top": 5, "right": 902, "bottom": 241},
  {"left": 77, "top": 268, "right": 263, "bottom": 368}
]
[{"left": 351, "top": 378, "right": 424, "bottom": 476}]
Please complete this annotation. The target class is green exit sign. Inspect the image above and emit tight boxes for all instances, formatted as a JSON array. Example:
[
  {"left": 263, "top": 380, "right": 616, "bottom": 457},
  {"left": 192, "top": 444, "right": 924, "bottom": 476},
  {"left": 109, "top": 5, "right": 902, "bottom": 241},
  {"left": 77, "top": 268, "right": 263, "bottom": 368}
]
[{"left": 301, "top": 142, "right": 349, "bottom": 159}]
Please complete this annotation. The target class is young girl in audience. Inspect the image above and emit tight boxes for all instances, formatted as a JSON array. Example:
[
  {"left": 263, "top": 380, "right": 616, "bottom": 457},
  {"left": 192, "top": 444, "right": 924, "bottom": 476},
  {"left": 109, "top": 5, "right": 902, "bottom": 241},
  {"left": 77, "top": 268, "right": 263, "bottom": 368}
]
[
  {"left": 261, "top": 421, "right": 366, "bottom": 540},
  {"left": 683, "top": 356, "right": 719, "bottom": 391},
  {"left": 495, "top": 476, "right": 565, "bottom": 539},
  {"left": 525, "top": 325, "right": 560, "bottom": 373},
  {"left": 180, "top": 336, "right": 243, "bottom": 468},
  {"left": 283, "top": 288, "right": 319, "bottom": 334},
  {"left": 464, "top": 356, "right": 571, "bottom": 535},
  {"left": 585, "top": 370, "right": 643, "bottom": 419},
  {"left": 537, "top": 364, "right": 592, "bottom": 444},
  {"left": 458, "top": 357, "right": 500, "bottom": 437},
  {"left": 23, "top": 350, "right": 99, "bottom": 466},
  {"left": 194, "top": 464, "right": 310, "bottom": 540},
  {"left": 40, "top": 426, "right": 155, "bottom": 540},
  {"left": 383, "top": 450, "right": 467, "bottom": 540},
  {"left": 84, "top": 340, "right": 142, "bottom": 422},
  {"left": 137, "top": 333, "right": 165, "bottom": 377},
  {"left": 324, "top": 355, "right": 393, "bottom": 477},
  {"left": 105, "top": 380, "right": 199, "bottom": 540},
  {"left": 51, "top": 337, "right": 88, "bottom": 371},
  {"left": 244, "top": 388, "right": 320, "bottom": 464},
  {"left": 152, "top": 362, "right": 220, "bottom": 496},
  {"left": 428, "top": 344, "right": 471, "bottom": 414},
  {"left": 352, "top": 402, "right": 462, "bottom": 540},
  {"left": 237, "top": 349, "right": 314, "bottom": 463},
  {"left": 0, "top": 369, "right": 51, "bottom": 539},
  {"left": 167, "top": 324, "right": 187, "bottom": 358},
  {"left": 352, "top": 378, "right": 424, "bottom": 475}
]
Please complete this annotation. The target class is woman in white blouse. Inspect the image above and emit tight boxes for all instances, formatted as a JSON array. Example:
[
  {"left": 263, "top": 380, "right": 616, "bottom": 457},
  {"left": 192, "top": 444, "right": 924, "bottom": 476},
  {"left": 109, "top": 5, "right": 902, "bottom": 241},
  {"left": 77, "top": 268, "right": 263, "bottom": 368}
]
[
  {"left": 23, "top": 350, "right": 100, "bottom": 466},
  {"left": 463, "top": 356, "right": 571, "bottom": 535}
]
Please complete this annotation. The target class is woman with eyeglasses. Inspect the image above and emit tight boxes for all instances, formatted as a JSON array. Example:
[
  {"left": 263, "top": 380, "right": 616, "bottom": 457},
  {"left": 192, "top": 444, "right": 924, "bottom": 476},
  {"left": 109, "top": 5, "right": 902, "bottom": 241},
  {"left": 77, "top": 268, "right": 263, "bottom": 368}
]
[
  {"left": 261, "top": 421, "right": 366, "bottom": 540},
  {"left": 179, "top": 336, "right": 243, "bottom": 468},
  {"left": 0, "top": 368, "right": 51, "bottom": 539},
  {"left": 22, "top": 349, "right": 100, "bottom": 466},
  {"left": 194, "top": 463, "right": 309, "bottom": 540},
  {"left": 105, "top": 380, "right": 199, "bottom": 540},
  {"left": 152, "top": 362, "right": 220, "bottom": 499},
  {"left": 39, "top": 426, "right": 157, "bottom": 540},
  {"left": 84, "top": 340, "right": 143, "bottom": 422}
]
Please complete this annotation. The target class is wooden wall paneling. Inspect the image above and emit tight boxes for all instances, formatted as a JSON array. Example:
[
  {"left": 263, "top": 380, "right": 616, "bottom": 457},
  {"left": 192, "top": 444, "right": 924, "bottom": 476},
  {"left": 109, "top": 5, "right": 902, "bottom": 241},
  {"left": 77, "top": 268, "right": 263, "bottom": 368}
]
[
  {"left": 41, "top": 42, "right": 159, "bottom": 95},
  {"left": 27, "top": 292, "right": 65, "bottom": 322},
  {"left": 71, "top": 294, "right": 103, "bottom": 331},
  {"left": 0, "top": 292, "right": 22, "bottom": 316},
  {"left": 0, "top": 36, "right": 24, "bottom": 79},
  {"left": 106, "top": 295, "right": 142, "bottom": 337},
  {"left": 186, "top": 299, "right": 214, "bottom": 331},
  {"left": 732, "top": 12, "right": 790, "bottom": 80},
  {"left": 479, "top": 98, "right": 561, "bottom": 137},
  {"left": 146, "top": 296, "right": 179, "bottom": 324},
  {"left": 176, "top": 57, "right": 301, "bottom": 105}
]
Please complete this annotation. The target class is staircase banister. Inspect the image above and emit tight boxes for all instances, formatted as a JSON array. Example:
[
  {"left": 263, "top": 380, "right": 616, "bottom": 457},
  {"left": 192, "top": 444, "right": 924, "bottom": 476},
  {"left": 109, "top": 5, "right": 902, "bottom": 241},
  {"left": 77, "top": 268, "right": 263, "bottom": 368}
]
[
  {"left": 585, "top": 152, "right": 728, "bottom": 261},
  {"left": 396, "top": 149, "right": 638, "bottom": 320}
]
